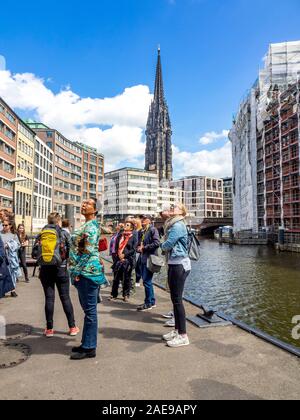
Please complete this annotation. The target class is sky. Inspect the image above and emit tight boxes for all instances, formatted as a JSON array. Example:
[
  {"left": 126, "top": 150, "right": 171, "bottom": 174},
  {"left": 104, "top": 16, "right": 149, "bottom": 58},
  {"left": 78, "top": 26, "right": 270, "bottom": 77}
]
[{"left": 1, "top": 0, "right": 300, "bottom": 178}]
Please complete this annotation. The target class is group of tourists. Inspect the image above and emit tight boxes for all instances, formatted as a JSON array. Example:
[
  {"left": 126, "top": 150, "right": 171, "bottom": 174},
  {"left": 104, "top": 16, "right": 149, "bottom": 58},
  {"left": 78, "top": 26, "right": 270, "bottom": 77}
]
[
  {"left": 0, "top": 197, "right": 192, "bottom": 361},
  {"left": 108, "top": 204, "right": 191, "bottom": 348},
  {"left": 0, "top": 209, "right": 30, "bottom": 299}
]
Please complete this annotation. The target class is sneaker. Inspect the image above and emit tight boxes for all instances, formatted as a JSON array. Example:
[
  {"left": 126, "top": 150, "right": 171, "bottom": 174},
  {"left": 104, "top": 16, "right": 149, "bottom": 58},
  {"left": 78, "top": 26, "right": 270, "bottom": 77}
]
[
  {"left": 44, "top": 329, "right": 54, "bottom": 338},
  {"left": 162, "top": 311, "right": 174, "bottom": 319},
  {"left": 137, "top": 304, "right": 152, "bottom": 312},
  {"left": 163, "top": 330, "right": 178, "bottom": 342},
  {"left": 164, "top": 318, "right": 175, "bottom": 328},
  {"left": 69, "top": 327, "right": 80, "bottom": 337},
  {"left": 108, "top": 296, "right": 117, "bottom": 302},
  {"left": 167, "top": 335, "right": 190, "bottom": 348},
  {"left": 151, "top": 304, "right": 157, "bottom": 309},
  {"left": 135, "top": 283, "right": 141, "bottom": 288}
]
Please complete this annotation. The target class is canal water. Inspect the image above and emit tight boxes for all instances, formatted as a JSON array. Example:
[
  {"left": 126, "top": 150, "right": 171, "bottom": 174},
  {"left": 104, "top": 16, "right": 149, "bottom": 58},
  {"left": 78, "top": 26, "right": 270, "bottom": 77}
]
[{"left": 156, "top": 239, "right": 300, "bottom": 349}]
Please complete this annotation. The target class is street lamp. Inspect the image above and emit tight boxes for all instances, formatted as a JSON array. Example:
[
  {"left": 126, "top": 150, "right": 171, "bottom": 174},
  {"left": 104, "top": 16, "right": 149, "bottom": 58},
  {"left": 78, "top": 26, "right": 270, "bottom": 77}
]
[{"left": 11, "top": 177, "right": 27, "bottom": 215}]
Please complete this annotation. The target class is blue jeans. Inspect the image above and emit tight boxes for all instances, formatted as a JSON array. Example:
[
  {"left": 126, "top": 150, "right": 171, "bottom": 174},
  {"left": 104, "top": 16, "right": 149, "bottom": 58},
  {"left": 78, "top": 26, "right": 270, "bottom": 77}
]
[
  {"left": 75, "top": 276, "right": 99, "bottom": 350},
  {"left": 141, "top": 262, "right": 155, "bottom": 306}
]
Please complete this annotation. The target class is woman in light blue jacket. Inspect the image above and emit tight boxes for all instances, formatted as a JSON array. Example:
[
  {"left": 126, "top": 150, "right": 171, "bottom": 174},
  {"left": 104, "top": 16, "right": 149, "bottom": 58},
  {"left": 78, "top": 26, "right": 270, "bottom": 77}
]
[{"left": 161, "top": 204, "right": 191, "bottom": 348}]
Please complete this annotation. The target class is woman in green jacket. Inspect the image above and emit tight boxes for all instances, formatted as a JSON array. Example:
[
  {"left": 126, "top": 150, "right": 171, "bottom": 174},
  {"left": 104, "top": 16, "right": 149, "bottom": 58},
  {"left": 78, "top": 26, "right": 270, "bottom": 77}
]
[{"left": 69, "top": 198, "right": 106, "bottom": 360}]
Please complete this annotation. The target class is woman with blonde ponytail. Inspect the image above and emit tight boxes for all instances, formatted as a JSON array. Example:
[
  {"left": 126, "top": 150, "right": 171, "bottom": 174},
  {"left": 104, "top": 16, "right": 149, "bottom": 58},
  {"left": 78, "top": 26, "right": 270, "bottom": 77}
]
[{"left": 160, "top": 203, "right": 191, "bottom": 348}]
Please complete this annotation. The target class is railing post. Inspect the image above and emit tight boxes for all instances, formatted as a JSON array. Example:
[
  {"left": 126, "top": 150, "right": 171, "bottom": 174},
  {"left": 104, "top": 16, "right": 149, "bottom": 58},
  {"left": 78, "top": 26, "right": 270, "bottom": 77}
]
[{"left": 278, "top": 227, "right": 285, "bottom": 246}]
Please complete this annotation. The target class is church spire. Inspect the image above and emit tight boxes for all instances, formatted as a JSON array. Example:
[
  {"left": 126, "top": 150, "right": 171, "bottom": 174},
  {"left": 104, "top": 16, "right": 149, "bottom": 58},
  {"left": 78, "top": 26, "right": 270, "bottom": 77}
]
[
  {"left": 154, "top": 46, "right": 164, "bottom": 103},
  {"left": 145, "top": 48, "right": 173, "bottom": 182}
]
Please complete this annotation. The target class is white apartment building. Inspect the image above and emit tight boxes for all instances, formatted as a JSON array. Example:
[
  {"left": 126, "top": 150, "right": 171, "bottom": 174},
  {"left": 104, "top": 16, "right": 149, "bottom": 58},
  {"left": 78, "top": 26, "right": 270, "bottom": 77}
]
[
  {"left": 157, "top": 184, "right": 184, "bottom": 212},
  {"left": 171, "top": 176, "right": 223, "bottom": 219},
  {"left": 104, "top": 168, "right": 184, "bottom": 220},
  {"left": 32, "top": 136, "right": 54, "bottom": 232},
  {"left": 104, "top": 168, "right": 158, "bottom": 220}
]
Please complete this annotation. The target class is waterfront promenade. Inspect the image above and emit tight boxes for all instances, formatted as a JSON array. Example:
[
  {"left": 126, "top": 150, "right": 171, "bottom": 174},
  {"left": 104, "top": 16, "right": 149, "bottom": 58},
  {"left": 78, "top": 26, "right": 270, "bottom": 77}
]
[{"left": 1, "top": 265, "right": 300, "bottom": 400}]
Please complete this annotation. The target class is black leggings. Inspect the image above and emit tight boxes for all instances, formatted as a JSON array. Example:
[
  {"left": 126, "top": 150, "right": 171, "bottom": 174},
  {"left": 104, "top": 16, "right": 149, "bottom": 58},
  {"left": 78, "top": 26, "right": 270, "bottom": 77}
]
[
  {"left": 40, "top": 266, "right": 76, "bottom": 330},
  {"left": 18, "top": 248, "right": 29, "bottom": 280},
  {"left": 112, "top": 267, "right": 133, "bottom": 298},
  {"left": 168, "top": 265, "right": 190, "bottom": 335}
]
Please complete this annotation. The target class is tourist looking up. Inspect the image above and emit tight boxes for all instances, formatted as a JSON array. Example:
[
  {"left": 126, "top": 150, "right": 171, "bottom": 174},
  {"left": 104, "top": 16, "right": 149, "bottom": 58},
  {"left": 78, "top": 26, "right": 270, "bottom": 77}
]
[
  {"left": 109, "top": 220, "right": 137, "bottom": 302},
  {"left": 17, "top": 224, "right": 30, "bottom": 283},
  {"left": 161, "top": 204, "right": 191, "bottom": 348},
  {"left": 69, "top": 199, "right": 106, "bottom": 361},
  {"left": 137, "top": 215, "right": 160, "bottom": 312}
]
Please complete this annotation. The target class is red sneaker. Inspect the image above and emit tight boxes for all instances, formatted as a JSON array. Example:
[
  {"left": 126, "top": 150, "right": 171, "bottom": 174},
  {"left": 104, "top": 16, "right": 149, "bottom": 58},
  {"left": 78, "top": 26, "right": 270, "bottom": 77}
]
[
  {"left": 44, "top": 329, "right": 54, "bottom": 338},
  {"left": 69, "top": 327, "right": 80, "bottom": 337}
]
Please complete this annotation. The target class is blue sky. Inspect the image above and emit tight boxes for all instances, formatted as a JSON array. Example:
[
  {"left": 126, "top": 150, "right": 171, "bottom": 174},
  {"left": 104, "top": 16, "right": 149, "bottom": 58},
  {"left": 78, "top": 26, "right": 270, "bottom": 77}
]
[{"left": 1, "top": 0, "right": 300, "bottom": 177}]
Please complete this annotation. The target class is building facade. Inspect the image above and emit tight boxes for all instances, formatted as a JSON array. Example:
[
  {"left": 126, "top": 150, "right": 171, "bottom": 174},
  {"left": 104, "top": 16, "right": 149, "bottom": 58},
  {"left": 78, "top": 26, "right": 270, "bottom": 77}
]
[
  {"left": 171, "top": 176, "right": 223, "bottom": 219},
  {"left": 0, "top": 98, "right": 17, "bottom": 210},
  {"left": 157, "top": 184, "right": 184, "bottom": 213},
  {"left": 32, "top": 136, "right": 54, "bottom": 232},
  {"left": 77, "top": 143, "right": 104, "bottom": 214},
  {"left": 230, "top": 86, "right": 258, "bottom": 232},
  {"left": 257, "top": 82, "right": 300, "bottom": 232},
  {"left": 223, "top": 177, "right": 233, "bottom": 218},
  {"left": 104, "top": 168, "right": 159, "bottom": 220},
  {"left": 231, "top": 41, "right": 300, "bottom": 234},
  {"left": 145, "top": 48, "right": 173, "bottom": 182},
  {"left": 15, "top": 121, "right": 35, "bottom": 232},
  {"left": 27, "top": 123, "right": 104, "bottom": 228}
]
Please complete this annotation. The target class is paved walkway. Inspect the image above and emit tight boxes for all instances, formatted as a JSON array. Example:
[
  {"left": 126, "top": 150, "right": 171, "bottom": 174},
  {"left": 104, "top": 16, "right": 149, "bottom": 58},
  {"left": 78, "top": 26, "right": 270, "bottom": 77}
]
[{"left": 0, "top": 265, "right": 300, "bottom": 400}]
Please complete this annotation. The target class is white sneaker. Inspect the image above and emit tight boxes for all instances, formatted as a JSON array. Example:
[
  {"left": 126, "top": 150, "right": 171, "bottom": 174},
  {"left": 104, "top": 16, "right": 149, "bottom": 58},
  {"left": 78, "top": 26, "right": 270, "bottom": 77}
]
[
  {"left": 135, "top": 283, "right": 141, "bottom": 288},
  {"left": 163, "top": 330, "right": 178, "bottom": 342},
  {"left": 167, "top": 335, "right": 190, "bottom": 348},
  {"left": 162, "top": 311, "right": 174, "bottom": 319},
  {"left": 164, "top": 318, "right": 175, "bottom": 328}
]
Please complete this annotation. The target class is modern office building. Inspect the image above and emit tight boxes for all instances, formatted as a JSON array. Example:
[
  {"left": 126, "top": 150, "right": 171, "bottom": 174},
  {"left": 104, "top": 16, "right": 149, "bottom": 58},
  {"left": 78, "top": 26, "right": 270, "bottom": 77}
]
[
  {"left": 32, "top": 136, "right": 54, "bottom": 232},
  {"left": 104, "top": 168, "right": 159, "bottom": 220},
  {"left": 157, "top": 183, "right": 184, "bottom": 213},
  {"left": 223, "top": 177, "right": 233, "bottom": 219},
  {"left": 15, "top": 121, "right": 35, "bottom": 232},
  {"left": 0, "top": 97, "right": 17, "bottom": 210},
  {"left": 171, "top": 176, "right": 223, "bottom": 219}
]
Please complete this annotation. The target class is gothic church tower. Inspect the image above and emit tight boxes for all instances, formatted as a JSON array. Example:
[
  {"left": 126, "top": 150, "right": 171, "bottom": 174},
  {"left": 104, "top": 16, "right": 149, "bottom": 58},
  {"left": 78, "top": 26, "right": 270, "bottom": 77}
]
[{"left": 145, "top": 48, "right": 173, "bottom": 182}]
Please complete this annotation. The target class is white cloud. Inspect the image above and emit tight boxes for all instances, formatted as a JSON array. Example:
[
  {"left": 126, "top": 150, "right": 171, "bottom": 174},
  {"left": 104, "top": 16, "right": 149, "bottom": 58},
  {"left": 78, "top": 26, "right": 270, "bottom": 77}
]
[
  {"left": 0, "top": 66, "right": 232, "bottom": 179},
  {"left": 0, "top": 69, "right": 152, "bottom": 171},
  {"left": 173, "top": 141, "right": 232, "bottom": 178},
  {"left": 199, "top": 129, "right": 229, "bottom": 145}
]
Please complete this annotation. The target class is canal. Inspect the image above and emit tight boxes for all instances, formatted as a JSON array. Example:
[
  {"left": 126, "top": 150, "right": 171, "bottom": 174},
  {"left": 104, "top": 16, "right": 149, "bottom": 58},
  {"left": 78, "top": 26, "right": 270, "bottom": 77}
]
[{"left": 156, "top": 238, "right": 300, "bottom": 349}]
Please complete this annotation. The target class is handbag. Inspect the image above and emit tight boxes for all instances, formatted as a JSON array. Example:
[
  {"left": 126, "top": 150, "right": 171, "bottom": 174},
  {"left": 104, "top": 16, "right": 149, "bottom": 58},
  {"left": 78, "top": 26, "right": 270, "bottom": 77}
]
[
  {"left": 98, "top": 237, "right": 108, "bottom": 252},
  {"left": 147, "top": 254, "right": 165, "bottom": 274}
]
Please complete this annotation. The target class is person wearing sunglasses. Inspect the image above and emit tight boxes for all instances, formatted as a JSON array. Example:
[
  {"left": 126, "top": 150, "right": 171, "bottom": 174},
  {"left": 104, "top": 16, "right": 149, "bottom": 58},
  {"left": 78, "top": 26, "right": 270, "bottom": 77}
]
[{"left": 109, "top": 221, "right": 137, "bottom": 302}]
